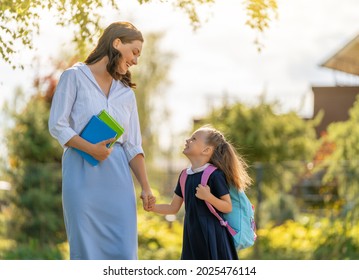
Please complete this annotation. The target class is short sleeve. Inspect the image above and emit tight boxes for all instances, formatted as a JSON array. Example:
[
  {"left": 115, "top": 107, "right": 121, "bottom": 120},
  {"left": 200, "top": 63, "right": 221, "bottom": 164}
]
[
  {"left": 174, "top": 175, "right": 182, "bottom": 198},
  {"left": 208, "top": 170, "right": 230, "bottom": 198}
]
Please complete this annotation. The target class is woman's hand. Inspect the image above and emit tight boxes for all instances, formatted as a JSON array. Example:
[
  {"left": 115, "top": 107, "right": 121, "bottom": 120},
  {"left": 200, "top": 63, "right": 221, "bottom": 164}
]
[
  {"left": 90, "top": 138, "right": 116, "bottom": 161},
  {"left": 129, "top": 154, "right": 156, "bottom": 212}
]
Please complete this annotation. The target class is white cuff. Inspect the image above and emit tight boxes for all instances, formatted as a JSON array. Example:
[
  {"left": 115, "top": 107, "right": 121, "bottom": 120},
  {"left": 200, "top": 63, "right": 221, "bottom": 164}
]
[{"left": 123, "top": 143, "right": 145, "bottom": 162}]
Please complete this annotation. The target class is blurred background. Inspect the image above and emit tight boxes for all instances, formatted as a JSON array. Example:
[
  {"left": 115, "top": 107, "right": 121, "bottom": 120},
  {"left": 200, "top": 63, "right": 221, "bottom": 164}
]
[{"left": 0, "top": 0, "right": 359, "bottom": 260}]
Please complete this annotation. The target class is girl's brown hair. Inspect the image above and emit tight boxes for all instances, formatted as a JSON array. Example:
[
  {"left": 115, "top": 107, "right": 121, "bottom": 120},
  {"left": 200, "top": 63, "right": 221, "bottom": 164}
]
[
  {"left": 84, "top": 21, "right": 144, "bottom": 88},
  {"left": 199, "top": 126, "right": 252, "bottom": 191}
]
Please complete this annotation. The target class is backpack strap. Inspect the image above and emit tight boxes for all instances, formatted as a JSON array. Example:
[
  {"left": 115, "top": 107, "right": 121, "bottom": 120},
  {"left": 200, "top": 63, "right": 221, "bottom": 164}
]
[
  {"left": 201, "top": 164, "right": 218, "bottom": 186},
  {"left": 179, "top": 164, "right": 237, "bottom": 237},
  {"left": 179, "top": 169, "right": 188, "bottom": 202},
  {"left": 202, "top": 165, "right": 237, "bottom": 237},
  {"left": 180, "top": 164, "right": 215, "bottom": 202}
]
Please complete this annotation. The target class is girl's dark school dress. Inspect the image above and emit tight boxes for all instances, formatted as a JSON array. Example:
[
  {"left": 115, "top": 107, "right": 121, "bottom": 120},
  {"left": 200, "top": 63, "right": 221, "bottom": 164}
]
[{"left": 174, "top": 169, "right": 238, "bottom": 260}]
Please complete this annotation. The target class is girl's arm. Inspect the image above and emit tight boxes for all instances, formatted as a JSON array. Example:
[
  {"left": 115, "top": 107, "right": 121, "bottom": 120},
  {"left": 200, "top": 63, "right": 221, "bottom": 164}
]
[
  {"left": 151, "top": 194, "right": 183, "bottom": 215},
  {"left": 195, "top": 185, "right": 232, "bottom": 213}
]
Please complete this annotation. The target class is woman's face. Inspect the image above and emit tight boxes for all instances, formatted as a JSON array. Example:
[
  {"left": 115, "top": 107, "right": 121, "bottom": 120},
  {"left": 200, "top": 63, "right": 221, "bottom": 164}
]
[{"left": 113, "top": 39, "right": 143, "bottom": 74}]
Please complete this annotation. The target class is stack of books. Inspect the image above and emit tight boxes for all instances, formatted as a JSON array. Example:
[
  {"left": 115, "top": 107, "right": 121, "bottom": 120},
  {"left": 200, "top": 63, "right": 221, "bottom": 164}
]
[{"left": 74, "top": 110, "right": 125, "bottom": 166}]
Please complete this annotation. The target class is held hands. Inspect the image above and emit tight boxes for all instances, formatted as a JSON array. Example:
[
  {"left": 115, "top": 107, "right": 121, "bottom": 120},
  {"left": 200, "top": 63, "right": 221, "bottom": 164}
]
[
  {"left": 91, "top": 138, "right": 116, "bottom": 161},
  {"left": 141, "top": 190, "right": 156, "bottom": 212},
  {"left": 195, "top": 184, "right": 212, "bottom": 201}
]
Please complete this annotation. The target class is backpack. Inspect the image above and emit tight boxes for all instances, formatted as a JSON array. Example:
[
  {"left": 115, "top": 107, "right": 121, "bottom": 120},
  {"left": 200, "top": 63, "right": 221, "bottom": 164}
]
[{"left": 179, "top": 164, "right": 257, "bottom": 250}]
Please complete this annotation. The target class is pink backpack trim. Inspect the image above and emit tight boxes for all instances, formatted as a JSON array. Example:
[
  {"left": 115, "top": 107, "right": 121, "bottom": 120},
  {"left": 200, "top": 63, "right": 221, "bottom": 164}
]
[{"left": 179, "top": 165, "right": 237, "bottom": 237}]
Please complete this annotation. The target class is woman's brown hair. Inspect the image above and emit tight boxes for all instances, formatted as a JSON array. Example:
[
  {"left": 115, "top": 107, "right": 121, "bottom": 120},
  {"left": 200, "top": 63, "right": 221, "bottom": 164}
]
[
  {"left": 84, "top": 21, "right": 143, "bottom": 88},
  {"left": 199, "top": 125, "right": 252, "bottom": 191}
]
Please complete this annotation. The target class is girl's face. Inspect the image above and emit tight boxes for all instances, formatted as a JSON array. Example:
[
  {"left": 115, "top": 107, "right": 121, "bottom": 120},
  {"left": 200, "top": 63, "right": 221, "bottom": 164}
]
[
  {"left": 113, "top": 39, "right": 142, "bottom": 74},
  {"left": 183, "top": 130, "right": 211, "bottom": 157}
]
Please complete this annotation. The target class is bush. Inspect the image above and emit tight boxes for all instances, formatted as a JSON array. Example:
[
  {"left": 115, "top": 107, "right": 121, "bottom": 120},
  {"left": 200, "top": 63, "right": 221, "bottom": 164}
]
[
  {"left": 2, "top": 239, "right": 63, "bottom": 260},
  {"left": 239, "top": 215, "right": 359, "bottom": 260},
  {"left": 313, "top": 219, "right": 359, "bottom": 260},
  {"left": 138, "top": 210, "right": 183, "bottom": 260}
]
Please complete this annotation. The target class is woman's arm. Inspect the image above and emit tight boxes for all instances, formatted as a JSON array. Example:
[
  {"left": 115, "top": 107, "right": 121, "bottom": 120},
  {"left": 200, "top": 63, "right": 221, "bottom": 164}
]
[
  {"left": 151, "top": 194, "right": 183, "bottom": 215},
  {"left": 65, "top": 135, "right": 116, "bottom": 161},
  {"left": 195, "top": 184, "right": 232, "bottom": 213},
  {"left": 129, "top": 154, "right": 155, "bottom": 210}
]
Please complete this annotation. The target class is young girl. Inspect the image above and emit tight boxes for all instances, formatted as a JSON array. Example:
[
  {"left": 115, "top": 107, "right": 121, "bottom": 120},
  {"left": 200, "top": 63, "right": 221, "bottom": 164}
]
[{"left": 150, "top": 125, "right": 252, "bottom": 260}]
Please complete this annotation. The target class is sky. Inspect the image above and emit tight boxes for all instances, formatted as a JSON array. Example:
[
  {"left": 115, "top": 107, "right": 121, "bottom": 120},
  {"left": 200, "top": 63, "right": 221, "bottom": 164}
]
[{"left": 1, "top": 0, "right": 359, "bottom": 150}]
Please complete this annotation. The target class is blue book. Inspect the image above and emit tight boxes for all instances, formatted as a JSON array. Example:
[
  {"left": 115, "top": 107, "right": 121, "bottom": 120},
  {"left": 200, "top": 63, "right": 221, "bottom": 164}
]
[{"left": 75, "top": 115, "right": 117, "bottom": 166}]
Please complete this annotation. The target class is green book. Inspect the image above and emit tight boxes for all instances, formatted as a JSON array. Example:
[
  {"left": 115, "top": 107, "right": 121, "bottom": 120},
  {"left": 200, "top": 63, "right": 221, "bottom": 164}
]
[{"left": 98, "top": 110, "right": 125, "bottom": 147}]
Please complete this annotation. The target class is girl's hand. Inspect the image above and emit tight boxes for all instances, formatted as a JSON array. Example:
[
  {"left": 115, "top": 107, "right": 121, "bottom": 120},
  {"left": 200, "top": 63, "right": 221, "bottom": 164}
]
[
  {"left": 195, "top": 184, "right": 212, "bottom": 201},
  {"left": 147, "top": 195, "right": 156, "bottom": 211},
  {"left": 90, "top": 138, "right": 115, "bottom": 161},
  {"left": 141, "top": 190, "right": 156, "bottom": 212}
]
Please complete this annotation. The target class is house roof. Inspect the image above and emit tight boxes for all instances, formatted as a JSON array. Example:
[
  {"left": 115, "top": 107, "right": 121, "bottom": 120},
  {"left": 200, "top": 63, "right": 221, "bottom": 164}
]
[{"left": 321, "top": 34, "right": 359, "bottom": 76}]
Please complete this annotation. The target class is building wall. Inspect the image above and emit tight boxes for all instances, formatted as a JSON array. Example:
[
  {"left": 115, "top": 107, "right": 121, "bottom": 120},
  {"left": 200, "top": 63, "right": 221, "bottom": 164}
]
[{"left": 312, "top": 86, "right": 359, "bottom": 137}]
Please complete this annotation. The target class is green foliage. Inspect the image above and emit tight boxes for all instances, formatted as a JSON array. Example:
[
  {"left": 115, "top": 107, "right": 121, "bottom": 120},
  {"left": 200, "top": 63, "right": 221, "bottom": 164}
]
[
  {"left": 240, "top": 216, "right": 359, "bottom": 260},
  {"left": 260, "top": 192, "right": 299, "bottom": 226},
  {"left": 138, "top": 213, "right": 183, "bottom": 260},
  {"left": 136, "top": 186, "right": 183, "bottom": 260},
  {"left": 2, "top": 239, "right": 63, "bottom": 260},
  {"left": 0, "top": 0, "right": 117, "bottom": 69},
  {"left": 244, "top": 0, "right": 278, "bottom": 51},
  {"left": 321, "top": 95, "right": 359, "bottom": 223},
  {"left": 198, "top": 100, "right": 318, "bottom": 164},
  {"left": 1, "top": 0, "right": 277, "bottom": 67},
  {"left": 324, "top": 95, "right": 359, "bottom": 178},
  {"left": 313, "top": 232, "right": 359, "bottom": 260},
  {"left": 6, "top": 95, "right": 63, "bottom": 164},
  {"left": 0, "top": 207, "right": 11, "bottom": 240},
  {"left": 245, "top": 0, "right": 278, "bottom": 32},
  {"left": 3, "top": 92, "right": 65, "bottom": 250},
  {"left": 0, "top": 238, "right": 16, "bottom": 259}
]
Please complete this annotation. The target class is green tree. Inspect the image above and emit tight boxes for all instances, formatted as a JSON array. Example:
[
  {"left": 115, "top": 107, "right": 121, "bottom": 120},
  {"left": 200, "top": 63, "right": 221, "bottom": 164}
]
[
  {"left": 1, "top": 0, "right": 277, "bottom": 68},
  {"left": 3, "top": 89, "right": 65, "bottom": 259},
  {"left": 322, "top": 95, "right": 359, "bottom": 224},
  {"left": 198, "top": 100, "right": 318, "bottom": 164}
]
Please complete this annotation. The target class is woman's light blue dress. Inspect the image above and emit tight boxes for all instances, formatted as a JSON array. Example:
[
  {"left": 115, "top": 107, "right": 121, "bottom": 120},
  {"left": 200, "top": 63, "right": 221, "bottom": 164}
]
[{"left": 49, "top": 63, "right": 144, "bottom": 260}]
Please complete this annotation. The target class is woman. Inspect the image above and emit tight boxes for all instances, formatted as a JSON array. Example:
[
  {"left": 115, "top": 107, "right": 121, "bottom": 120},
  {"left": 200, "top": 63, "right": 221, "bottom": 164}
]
[{"left": 48, "top": 22, "right": 155, "bottom": 260}]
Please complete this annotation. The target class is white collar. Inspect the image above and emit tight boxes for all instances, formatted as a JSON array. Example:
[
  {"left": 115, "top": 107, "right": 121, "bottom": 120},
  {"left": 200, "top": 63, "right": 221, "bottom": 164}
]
[{"left": 186, "top": 163, "right": 211, "bottom": 175}]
